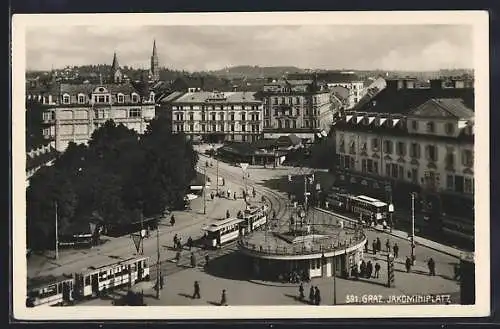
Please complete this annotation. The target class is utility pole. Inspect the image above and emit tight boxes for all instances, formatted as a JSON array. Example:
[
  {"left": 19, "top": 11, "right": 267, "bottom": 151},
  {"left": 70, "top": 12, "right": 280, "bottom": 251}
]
[
  {"left": 140, "top": 211, "right": 144, "bottom": 255},
  {"left": 333, "top": 256, "right": 337, "bottom": 305},
  {"left": 216, "top": 157, "right": 219, "bottom": 196},
  {"left": 54, "top": 201, "right": 59, "bottom": 260},
  {"left": 156, "top": 225, "right": 161, "bottom": 299},
  {"left": 304, "top": 176, "right": 308, "bottom": 212},
  {"left": 203, "top": 165, "right": 207, "bottom": 215},
  {"left": 410, "top": 193, "right": 416, "bottom": 265}
]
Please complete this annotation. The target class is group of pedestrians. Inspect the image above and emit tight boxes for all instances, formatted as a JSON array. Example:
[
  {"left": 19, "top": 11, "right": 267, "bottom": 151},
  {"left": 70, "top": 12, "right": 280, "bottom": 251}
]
[
  {"left": 191, "top": 281, "right": 228, "bottom": 306},
  {"left": 364, "top": 237, "right": 399, "bottom": 259},
  {"left": 298, "top": 283, "right": 321, "bottom": 305},
  {"left": 356, "top": 260, "right": 381, "bottom": 279}
]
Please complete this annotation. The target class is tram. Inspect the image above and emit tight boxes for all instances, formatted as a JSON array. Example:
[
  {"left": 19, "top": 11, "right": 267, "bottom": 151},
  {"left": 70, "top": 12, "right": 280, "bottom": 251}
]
[
  {"left": 26, "top": 275, "right": 75, "bottom": 307},
  {"left": 202, "top": 218, "right": 245, "bottom": 249},
  {"left": 242, "top": 203, "right": 269, "bottom": 232},
  {"left": 73, "top": 256, "right": 150, "bottom": 299},
  {"left": 26, "top": 256, "right": 150, "bottom": 307},
  {"left": 325, "top": 191, "right": 389, "bottom": 224}
]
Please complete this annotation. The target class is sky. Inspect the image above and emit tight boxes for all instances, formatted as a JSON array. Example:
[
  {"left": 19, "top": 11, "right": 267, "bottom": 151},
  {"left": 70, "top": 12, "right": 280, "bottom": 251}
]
[{"left": 25, "top": 25, "right": 473, "bottom": 72}]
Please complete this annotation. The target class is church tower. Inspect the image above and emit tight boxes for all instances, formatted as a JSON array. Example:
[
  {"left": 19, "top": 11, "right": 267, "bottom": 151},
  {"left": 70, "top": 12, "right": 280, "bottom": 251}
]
[
  {"left": 110, "top": 51, "right": 123, "bottom": 84},
  {"left": 150, "top": 40, "right": 160, "bottom": 82}
]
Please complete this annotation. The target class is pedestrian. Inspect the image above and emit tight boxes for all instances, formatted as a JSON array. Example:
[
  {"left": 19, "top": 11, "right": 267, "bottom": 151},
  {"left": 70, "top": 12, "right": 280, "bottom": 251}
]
[
  {"left": 227, "top": 189, "right": 230, "bottom": 199},
  {"left": 204, "top": 254, "right": 210, "bottom": 267},
  {"left": 234, "top": 192, "right": 237, "bottom": 200},
  {"left": 173, "top": 234, "right": 178, "bottom": 248},
  {"left": 160, "top": 275, "right": 165, "bottom": 290},
  {"left": 385, "top": 239, "right": 391, "bottom": 253},
  {"left": 405, "top": 256, "right": 412, "bottom": 273},
  {"left": 190, "top": 252, "right": 197, "bottom": 268},
  {"left": 309, "top": 286, "right": 315, "bottom": 305},
  {"left": 170, "top": 215, "right": 176, "bottom": 226},
  {"left": 376, "top": 237, "right": 382, "bottom": 253},
  {"left": 211, "top": 192, "right": 214, "bottom": 200},
  {"left": 372, "top": 240, "right": 377, "bottom": 255},
  {"left": 314, "top": 286, "right": 321, "bottom": 306},
  {"left": 427, "top": 258, "right": 436, "bottom": 276},
  {"left": 374, "top": 262, "right": 381, "bottom": 278},
  {"left": 193, "top": 281, "right": 201, "bottom": 299},
  {"left": 220, "top": 289, "right": 227, "bottom": 306},
  {"left": 252, "top": 188, "right": 256, "bottom": 198},
  {"left": 187, "top": 236, "right": 193, "bottom": 250},
  {"left": 366, "top": 261, "right": 373, "bottom": 278},
  {"left": 298, "top": 283, "right": 304, "bottom": 301},
  {"left": 364, "top": 240, "right": 368, "bottom": 253},
  {"left": 359, "top": 260, "right": 366, "bottom": 278},
  {"left": 393, "top": 243, "right": 399, "bottom": 258},
  {"left": 178, "top": 236, "right": 183, "bottom": 250},
  {"left": 222, "top": 178, "right": 225, "bottom": 186},
  {"left": 226, "top": 210, "right": 230, "bottom": 218}
]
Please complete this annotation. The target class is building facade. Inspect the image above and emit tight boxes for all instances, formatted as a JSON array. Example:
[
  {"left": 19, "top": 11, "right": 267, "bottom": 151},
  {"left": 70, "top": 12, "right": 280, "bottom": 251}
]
[
  {"left": 160, "top": 91, "right": 264, "bottom": 143},
  {"left": 261, "top": 79, "right": 334, "bottom": 140},
  {"left": 32, "top": 82, "right": 156, "bottom": 152},
  {"left": 326, "top": 80, "right": 366, "bottom": 109},
  {"left": 331, "top": 78, "right": 475, "bottom": 235}
]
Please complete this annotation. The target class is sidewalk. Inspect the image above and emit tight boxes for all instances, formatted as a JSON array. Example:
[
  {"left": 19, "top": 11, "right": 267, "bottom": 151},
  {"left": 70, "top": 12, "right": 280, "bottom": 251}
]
[{"left": 314, "top": 207, "right": 467, "bottom": 259}]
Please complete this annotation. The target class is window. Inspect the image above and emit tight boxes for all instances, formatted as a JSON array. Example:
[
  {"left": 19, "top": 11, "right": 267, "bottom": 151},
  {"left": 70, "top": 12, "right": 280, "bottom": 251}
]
[
  {"left": 445, "top": 152, "right": 455, "bottom": 169},
  {"left": 295, "top": 108, "right": 300, "bottom": 116},
  {"left": 189, "top": 124, "right": 194, "bottom": 132},
  {"left": 410, "top": 143, "right": 421, "bottom": 158},
  {"left": 201, "top": 124, "right": 206, "bottom": 132},
  {"left": 117, "top": 94, "right": 124, "bottom": 103},
  {"left": 445, "top": 122, "right": 455, "bottom": 135},
  {"left": 43, "top": 111, "right": 54, "bottom": 121},
  {"left": 426, "top": 145, "right": 438, "bottom": 162},
  {"left": 361, "top": 159, "right": 367, "bottom": 173},
  {"left": 385, "top": 164, "right": 391, "bottom": 177},
  {"left": 411, "top": 120, "right": 419, "bottom": 131},
  {"left": 264, "top": 120, "right": 270, "bottom": 128},
  {"left": 446, "top": 174, "right": 454, "bottom": 190},
  {"left": 131, "top": 94, "right": 139, "bottom": 103},
  {"left": 295, "top": 97, "right": 300, "bottom": 104},
  {"left": 292, "top": 120, "right": 297, "bottom": 128},
  {"left": 273, "top": 97, "right": 278, "bottom": 105},
  {"left": 219, "top": 113, "right": 224, "bottom": 121},
  {"left": 201, "top": 113, "right": 206, "bottom": 121},
  {"left": 383, "top": 140, "right": 393, "bottom": 154},
  {"left": 189, "top": 112, "right": 194, "bottom": 121},
  {"left": 85, "top": 276, "right": 90, "bottom": 286},
  {"left": 241, "top": 125, "right": 246, "bottom": 132},
  {"left": 211, "top": 113, "right": 216, "bottom": 121},
  {"left": 349, "top": 140, "right": 356, "bottom": 155},
  {"left": 230, "top": 124, "right": 235, "bottom": 132},
  {"left": 241, "top": 113, "right": 246, "bottom": 121},
  {"left": 426, "top": 121, "right": 435, "bottom": 133},
  {"left": 264, "top": 108, "right": 269, "bottom": 116},
  {"left": 285, "top": 120, "right": 290, "bottom": 129},
  {"left": 464, "top": 177, "right": 474, "bottom": 194},
  {"left": 396, "top": 142, "right": 406, "bottom": 156},
  {"left": 411, "top": 168, "right": 418, "bottom": 183},
  {"left": 462, "top": 150, "right": 473, "bottom": 167},
  {"left": 78, "top": 94, "right": 85, "bottom": 104},
  {"left": 128, "top": 108, "right": 141, "bottom": 118},
  {"left": 371, "top": 138, "right": 380, "bottom": 151},
  {"left": 62, "top": 94, "right": 70, "bottom": 104}
]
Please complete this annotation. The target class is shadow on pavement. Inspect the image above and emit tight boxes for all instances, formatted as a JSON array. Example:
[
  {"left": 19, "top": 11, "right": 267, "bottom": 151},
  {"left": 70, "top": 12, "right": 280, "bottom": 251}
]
[
  {"left": 204, "top": 252, "right": 252, "bottom": 281},
  {"left": 178, "top": 292, "right": 194, "bottom": 299},
  {"left": 283, "top": 293, "right": 311, "bottom": 305},
  {"left": 207, "top": 301, "right": 221, "bottom": 306},
  {"left": 352, "top": 277, "right": 389, "bottom": 288}
]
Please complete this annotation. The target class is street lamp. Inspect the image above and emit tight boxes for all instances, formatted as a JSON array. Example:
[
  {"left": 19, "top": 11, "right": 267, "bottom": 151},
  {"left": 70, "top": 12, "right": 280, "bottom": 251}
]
[{"left": 410, "top": 192, "right": 417, "bottom": 265}]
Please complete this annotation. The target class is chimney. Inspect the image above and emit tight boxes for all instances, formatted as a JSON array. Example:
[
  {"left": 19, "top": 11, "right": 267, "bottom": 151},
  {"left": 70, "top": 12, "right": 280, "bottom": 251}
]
[
  {"left": 385, "top": 79, "right": 399, "bottom": 91},
  {"left": 430, "top": 79, "right": 443, "bottom": 90}
]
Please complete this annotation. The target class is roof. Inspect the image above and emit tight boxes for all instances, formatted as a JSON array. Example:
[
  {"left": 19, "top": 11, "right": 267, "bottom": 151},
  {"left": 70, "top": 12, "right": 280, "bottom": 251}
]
[
  {"left": 329, "top": 86, "right": 350, "bottom": 102},
  {"left": 28, "top": 82, "right": 142, "bottom": 96},
  {"left": 171, "top": 91, "right": 261, "bottom": 104},
  {"left": 411, "top": 98, "right": 474, "bottom": 119},
  {"left": 28, "top": 274, "right": 74, "bottom": 290},
  {"left": 161, "top": 91, "right": 185, "bottom": 103},
  {"left": 26, "top": 148, "right": 58, "bottom": 171},
  {"left": 251, "top": 138, "right": 278, "bottom": 149},
  {"left": 276, "top": 134, "right": 302, "bottom": 147},
  {"left": 203, "top": 218, "right": 244, "bottom": 232},
  {"left": 219, "top": 142, "right": 256, "bottom": 156},
  {"left": 353, "top": 82, "right": 474, "bottom": 115}
]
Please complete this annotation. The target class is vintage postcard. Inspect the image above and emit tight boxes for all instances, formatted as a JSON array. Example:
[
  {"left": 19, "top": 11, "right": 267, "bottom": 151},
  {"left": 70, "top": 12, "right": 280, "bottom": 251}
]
[{"left": 12, "top": 11, "right": 490, "bottom": 320}]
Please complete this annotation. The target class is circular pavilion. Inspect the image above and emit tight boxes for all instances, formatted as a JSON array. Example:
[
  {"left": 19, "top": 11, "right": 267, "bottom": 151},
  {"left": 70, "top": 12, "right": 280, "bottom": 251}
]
[{"left": 238, "top": 206, "right": 367, "bottom": 282}]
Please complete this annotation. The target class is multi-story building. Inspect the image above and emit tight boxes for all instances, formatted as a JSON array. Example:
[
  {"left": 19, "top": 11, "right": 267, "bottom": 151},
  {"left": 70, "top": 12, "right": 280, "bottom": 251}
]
[
  {"left": 260, "top": 79, "right": 334, "bottom": 140},
  {"left": 287, "top": 71, "right": 366, "bottom": 109},
  {"left": 160, "top": 91, "right": 263, "bottom": 143},
  {"left": 331, "top": 78, "right": 474, "bottom": 230}
]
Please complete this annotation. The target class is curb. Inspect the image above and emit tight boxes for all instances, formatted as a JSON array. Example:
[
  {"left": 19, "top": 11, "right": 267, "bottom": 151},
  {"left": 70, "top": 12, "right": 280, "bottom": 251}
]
[{"left": 314, "top": 207, "right": 463, "bottom": 259}]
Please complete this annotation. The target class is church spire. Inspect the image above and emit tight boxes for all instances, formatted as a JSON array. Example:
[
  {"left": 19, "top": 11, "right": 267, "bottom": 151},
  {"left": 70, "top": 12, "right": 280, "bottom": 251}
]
[
  {"left": 150, "top": 40, "right": 160, "bottom": 82},
  {"left": 111, "top": 51, "right": 119, "bottom": 71}
]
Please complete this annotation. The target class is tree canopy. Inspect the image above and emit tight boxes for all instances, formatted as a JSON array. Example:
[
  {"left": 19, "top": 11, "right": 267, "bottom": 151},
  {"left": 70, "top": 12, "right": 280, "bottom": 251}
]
[{"left": 26, "top": 117, "right": 198, "bottom": 250}]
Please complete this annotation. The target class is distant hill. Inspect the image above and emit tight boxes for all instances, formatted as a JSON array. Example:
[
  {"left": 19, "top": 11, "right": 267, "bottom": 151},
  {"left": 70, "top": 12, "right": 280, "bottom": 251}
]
[{"left": 208, "top": 65, "right": 306, "bottom": 79}]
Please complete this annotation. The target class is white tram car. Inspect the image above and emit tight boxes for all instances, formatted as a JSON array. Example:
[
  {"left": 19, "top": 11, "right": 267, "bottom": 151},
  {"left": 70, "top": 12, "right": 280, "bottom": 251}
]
[
  {"left": 26, "top": 256, "right": 150, "bottom": 307},
  {"left": 325, "top": 192, "right": 390, "bottom": 224},
  {"left": 202, "top": 218, "right": 245, "bottom": 249},
  {"left": 243, "top": 203, "right": 269, "bottom": 232}
]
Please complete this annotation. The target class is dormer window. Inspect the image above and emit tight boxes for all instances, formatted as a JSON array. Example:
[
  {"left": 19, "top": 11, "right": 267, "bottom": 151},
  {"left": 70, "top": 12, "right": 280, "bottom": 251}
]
[
  {"left": 62, "top": 94, "right": 70, "bottom": 104},
  {"left": 117, "top": 93, "right": 124, "bottom": 103},
  {"left": 77, "top": 94, "right": 85, "bottom": 104},
  {"left": 426, "top": 121, "right": 435, "bottom": 133},
  {"left": 149, "top": 92, "right": 155, "bottom": 102},
  {"left": 131, "top": 93, "right": 139, "bottom": 103}
]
